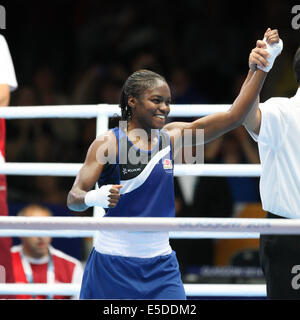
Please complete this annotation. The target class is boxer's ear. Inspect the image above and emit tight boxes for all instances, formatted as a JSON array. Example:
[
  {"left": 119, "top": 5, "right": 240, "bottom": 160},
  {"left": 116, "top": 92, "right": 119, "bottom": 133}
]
[{"left": 128, "top": 96, "right": 137, "bottom": 109}]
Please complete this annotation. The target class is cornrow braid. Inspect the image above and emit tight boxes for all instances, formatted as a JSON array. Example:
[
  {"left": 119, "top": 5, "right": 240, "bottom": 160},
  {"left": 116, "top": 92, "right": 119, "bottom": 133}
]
[{"left": 119, "top": 69, "right": 166, "bottom": 121}]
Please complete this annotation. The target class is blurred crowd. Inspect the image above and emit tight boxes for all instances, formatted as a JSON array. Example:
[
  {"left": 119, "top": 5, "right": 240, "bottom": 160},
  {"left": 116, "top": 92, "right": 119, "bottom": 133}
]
[{"left": 2, "top": 0, "right": 299, "bottom": 267}]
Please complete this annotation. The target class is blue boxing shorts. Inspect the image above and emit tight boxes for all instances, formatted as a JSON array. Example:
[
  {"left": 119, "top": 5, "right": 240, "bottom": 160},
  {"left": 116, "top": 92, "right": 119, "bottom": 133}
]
[{"left": 79, "top": 248, "right": 186, "bottom": 299}]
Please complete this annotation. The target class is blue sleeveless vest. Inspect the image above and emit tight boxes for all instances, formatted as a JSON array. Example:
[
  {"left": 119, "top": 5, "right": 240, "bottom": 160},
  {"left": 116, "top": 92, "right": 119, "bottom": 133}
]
[{"left": 97, "top": 127, "right": 175, "bottom": 218}]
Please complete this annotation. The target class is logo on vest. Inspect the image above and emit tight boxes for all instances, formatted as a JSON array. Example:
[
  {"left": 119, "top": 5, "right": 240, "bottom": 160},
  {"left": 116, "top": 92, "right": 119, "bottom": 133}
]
[
  {"left": 163, "top": 159, "right": 173, "bottom": 170},
  {"left": 122, "top": 167, "right": 142, "bottom": 175}
]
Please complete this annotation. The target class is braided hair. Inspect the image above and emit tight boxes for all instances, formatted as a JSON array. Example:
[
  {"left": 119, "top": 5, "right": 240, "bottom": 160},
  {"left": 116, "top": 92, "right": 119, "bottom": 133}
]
[
  {"left": 119, "top": 69, "right": 166, "bottom": 121},
  {"left": 293, "top": 47, "right": 300, "bottom": 85}
]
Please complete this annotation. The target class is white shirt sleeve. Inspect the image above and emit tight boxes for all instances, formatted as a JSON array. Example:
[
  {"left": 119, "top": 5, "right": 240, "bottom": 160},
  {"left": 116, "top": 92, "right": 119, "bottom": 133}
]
[
  {"left": 257, "top": 97, "right": 290, "bottom": 149},
  {"left": 0, "top": 34, "right": 18, "bottom": 91},
  {"left": 247, "top": 97, "right": 289, "bottom": 150}
]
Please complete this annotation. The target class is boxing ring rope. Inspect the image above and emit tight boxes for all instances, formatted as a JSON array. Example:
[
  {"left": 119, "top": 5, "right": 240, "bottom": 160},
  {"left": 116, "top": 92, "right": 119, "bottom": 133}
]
[
  {"left": 0, "top": 104, "right": 275, "bottom": 298},
  {"left": 0, "top": 216, "right": 299, "bottom": 234},
  {"left": 0, "top": 163, "right": 261, "bottom": 177},
  {"left": 0, "top": 230, "right": 261, "bottom": 239},
  {"left": 0, "top": 104, "right": 231, "bottom": 119},
  {"left": 0, "top": 283, "right": 266, "bottom": 297}
]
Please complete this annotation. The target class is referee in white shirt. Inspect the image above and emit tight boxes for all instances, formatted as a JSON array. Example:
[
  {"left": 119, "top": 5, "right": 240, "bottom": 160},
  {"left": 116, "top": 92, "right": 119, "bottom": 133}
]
[{"left": 245, "top": 34, "right": 300, "bottom": 299}]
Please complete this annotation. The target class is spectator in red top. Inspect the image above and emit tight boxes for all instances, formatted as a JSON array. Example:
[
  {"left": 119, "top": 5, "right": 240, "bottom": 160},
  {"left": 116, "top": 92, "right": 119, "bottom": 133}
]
[{"left": 11, "top": 204, "right": 83, "bottom": 299}]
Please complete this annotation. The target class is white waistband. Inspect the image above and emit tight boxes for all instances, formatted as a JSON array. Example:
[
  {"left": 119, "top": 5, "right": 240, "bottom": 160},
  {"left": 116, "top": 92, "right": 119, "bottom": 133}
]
[{"left": 94, "top": 230, "right": 172, "bottom": 258}]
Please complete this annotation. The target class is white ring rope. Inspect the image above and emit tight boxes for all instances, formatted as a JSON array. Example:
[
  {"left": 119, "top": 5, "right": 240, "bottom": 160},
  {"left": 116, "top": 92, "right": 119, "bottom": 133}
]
[
  {"left": 0, "top": 104, "right": 231, "bottom": 119},
  {"left": 0, "top": 216, "right": 299, "bottom": 234},
  {"left": 0, "top": 162, "right": 81, "bottom": 176},
  {"left": 0, "top": 283, "right": 266, "bottom": 297},
  {"left": 0, "top": 105, "right": 119, "bottom": 118},
  {"left": 0, "top": 229, "right": 260, "bottom": 239},
  {"left": 0, "top": 163, "right": 261, "bottom": 177}
]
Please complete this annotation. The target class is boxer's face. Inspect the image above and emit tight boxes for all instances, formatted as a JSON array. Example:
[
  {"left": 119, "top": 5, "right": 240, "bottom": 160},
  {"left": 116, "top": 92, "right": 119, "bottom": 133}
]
[{"left": 129, "top": 79, "right": 171, "bottom": 130}]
